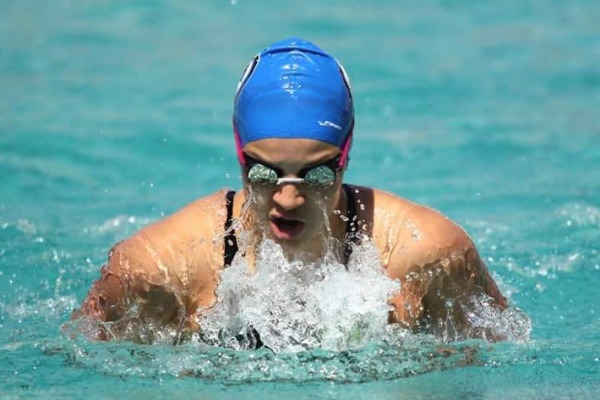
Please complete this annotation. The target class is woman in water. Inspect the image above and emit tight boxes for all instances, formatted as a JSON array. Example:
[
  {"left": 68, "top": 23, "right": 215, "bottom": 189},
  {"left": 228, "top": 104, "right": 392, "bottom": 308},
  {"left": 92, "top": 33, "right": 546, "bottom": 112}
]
[{"left": 74, "top": 38, "right": 506, "bottom": 344}]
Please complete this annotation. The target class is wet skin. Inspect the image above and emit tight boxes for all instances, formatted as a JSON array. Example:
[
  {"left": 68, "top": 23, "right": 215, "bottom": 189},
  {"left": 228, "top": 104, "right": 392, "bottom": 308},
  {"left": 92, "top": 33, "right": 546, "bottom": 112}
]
[
  {"left": 240, "top": 139, "right": 347, "bottom": 258},
  {"left": 75, "top": 138, "right": 507, "bottom": 341}
]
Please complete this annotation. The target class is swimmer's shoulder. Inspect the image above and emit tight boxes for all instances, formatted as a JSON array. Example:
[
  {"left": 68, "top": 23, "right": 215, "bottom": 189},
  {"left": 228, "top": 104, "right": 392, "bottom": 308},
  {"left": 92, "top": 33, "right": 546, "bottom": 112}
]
[
  {"left": 82, "top": 191, "right": 231, "bottom": 325},
  {"left": 351, "top": 185, "right": 474, "bottom": 274},
  {"left": 350, "top": 184, "right": 434, "bottom": 232},
  {"left": 369, "top": 185, "right": 470, "bottom": 243},
  {"left": 126, "top": 189, "right": 229, "bottom": 248},
  {"left": 108, "top": 189, "right": 232, "bottom": 285}
]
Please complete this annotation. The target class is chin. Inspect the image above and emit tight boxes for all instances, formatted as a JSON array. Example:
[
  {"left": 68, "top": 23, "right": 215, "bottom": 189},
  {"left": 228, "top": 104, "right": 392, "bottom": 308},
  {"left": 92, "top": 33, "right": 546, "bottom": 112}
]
[{"left": 269, "top": 231, "right": 308, "bottom": 245}]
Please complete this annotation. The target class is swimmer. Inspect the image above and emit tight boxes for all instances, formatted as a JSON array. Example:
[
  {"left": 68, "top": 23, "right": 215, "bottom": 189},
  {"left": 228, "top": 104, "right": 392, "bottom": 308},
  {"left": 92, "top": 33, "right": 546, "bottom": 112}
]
[{"left": 74, "top": 38, "right": 507, "bottom": 342}]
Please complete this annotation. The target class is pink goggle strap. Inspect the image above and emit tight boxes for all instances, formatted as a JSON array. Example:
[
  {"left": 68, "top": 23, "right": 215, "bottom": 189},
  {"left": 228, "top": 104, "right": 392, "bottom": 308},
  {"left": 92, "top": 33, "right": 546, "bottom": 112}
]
[
  {"left": 234, "top": 125, "right": 246, "bottom": 166},
  {"left": 338, "top": 124, "right": 353, "bottom": 169}
]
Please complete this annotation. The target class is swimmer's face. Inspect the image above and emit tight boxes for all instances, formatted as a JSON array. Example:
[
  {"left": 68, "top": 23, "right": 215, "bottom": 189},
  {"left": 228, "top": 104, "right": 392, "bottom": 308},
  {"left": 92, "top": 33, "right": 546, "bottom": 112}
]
[{"left": 241, "top": 138, "right": 344, "bottom": 246}]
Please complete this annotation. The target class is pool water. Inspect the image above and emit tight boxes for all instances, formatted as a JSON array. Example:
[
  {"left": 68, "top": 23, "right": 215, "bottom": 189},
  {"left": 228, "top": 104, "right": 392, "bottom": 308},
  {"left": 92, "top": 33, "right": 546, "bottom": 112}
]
[{"left": 1, "top": 0, "right": 599, "bottom": 398}]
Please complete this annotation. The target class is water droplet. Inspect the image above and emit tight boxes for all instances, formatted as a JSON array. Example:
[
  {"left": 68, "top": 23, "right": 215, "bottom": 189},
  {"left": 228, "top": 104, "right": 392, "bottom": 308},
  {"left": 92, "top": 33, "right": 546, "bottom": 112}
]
[
  {"left": 534, "top": 283, "right": 545, "bottom": 292},
  {"left": 198, "top": 239, "right": 400, "bottom": 352}
]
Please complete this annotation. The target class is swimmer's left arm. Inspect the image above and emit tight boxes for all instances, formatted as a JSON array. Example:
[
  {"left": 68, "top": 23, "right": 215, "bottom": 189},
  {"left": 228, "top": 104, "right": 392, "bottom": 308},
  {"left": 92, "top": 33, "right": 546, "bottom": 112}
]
[
  {"left": 420, "top": 240, "right": 507, "bottom": 340},
  {"left": 385, "top": 209, "right": 507, "bottom": 340}
]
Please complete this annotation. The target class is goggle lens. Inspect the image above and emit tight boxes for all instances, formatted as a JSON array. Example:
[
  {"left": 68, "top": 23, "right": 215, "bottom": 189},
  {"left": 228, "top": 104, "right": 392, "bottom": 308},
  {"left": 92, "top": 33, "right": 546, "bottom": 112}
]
[
  {"left": 245, "top": 156, "right": 339, "bottom": 187},
  {"left": 304, "top": 165, "right": 336, "bottom": 186},
  {"left": 247, "top": 163, "right": 278, "bottom": 184}
]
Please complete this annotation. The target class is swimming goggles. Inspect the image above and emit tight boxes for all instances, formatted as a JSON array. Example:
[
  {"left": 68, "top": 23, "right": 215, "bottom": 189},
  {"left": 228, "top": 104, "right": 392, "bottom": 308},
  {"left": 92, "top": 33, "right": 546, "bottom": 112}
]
[{"left": 243, "top": 153, "right": 341, "bottom": 187}]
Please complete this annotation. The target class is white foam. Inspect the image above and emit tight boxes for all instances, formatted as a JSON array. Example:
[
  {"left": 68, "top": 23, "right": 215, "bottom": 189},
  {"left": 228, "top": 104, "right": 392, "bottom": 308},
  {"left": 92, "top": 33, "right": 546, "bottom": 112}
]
[{"left": 197, "top": 239, "right": 402, "bottom": 353}]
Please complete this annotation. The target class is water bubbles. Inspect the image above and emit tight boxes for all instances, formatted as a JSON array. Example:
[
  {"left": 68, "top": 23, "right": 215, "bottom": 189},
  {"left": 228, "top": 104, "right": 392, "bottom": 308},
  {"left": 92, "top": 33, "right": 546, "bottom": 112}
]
[
  {"left": 49, "top": 334, "right": 479, "bottom": 383},
  {"left": 404, "top": 219, "right": 421, "bottom": 240},
  {"left": 462, "top": 293, "right": 531, "bottom": 343},
  {"left": 198, "top": 239, "right": 400, "bottom": 353},
  {"left": 16, "top": 219, "right": 37, "bottom": 235},
  {"left": 534, "top": 283, "right": 546, "bottom": 292},
  {"left": 84, "top": 215, "right": 149, "bottom": 236},
  {"left": 558, "top": 203, "right": 600, "bottom": 227}
]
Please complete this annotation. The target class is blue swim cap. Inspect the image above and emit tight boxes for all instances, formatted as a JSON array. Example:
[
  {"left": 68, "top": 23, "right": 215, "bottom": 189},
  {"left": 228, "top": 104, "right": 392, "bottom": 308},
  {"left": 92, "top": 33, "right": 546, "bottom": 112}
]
[{"left": 233, "top": 38, "right": 354, "bottom": 163}]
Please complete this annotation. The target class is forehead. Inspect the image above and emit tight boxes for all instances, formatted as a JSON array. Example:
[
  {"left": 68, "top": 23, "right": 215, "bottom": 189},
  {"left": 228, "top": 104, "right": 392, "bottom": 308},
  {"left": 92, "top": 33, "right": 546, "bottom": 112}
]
[{"left": 243, "top": 138, "right": 339, "bottom": 165}]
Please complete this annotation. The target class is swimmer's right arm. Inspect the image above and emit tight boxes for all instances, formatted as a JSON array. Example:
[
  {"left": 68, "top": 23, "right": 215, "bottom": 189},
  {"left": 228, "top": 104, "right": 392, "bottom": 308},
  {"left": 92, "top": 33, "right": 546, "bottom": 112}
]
[
  {"left": 72, "top": 194, "right": 226, "bottom": 341},
  {"left": 72, "top": 237, "right": 185, "bottom": 341}
]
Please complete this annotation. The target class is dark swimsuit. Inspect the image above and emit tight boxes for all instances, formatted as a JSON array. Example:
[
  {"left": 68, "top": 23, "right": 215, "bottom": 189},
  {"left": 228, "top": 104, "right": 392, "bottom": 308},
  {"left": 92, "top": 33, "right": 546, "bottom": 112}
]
[{"left": 219, "top": 184, "right": 360, "bottom": 350}]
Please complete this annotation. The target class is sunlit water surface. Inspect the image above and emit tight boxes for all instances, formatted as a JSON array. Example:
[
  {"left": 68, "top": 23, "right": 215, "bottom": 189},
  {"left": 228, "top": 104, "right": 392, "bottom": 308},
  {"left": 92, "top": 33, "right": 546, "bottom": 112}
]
[{"left": 1, "top": 0, "right": 599, "bottom": 399}]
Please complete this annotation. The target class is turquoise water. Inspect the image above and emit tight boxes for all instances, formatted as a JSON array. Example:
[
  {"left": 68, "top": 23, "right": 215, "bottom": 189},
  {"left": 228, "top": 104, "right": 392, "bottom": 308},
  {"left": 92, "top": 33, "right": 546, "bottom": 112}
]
[{"left": 1, "top": 0, "right": 599, "bottom": 398}]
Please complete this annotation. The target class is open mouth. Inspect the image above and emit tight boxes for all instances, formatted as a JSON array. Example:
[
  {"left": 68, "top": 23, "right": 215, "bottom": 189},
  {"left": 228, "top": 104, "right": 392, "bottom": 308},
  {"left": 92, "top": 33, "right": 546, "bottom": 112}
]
[{"left": 269, "top": 217, "right": 305, "bottom": 240}]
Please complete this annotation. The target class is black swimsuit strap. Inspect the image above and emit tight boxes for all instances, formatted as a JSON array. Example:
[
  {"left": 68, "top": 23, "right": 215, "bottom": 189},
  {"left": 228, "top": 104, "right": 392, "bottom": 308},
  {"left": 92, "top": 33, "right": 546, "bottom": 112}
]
[
  {"left": 342, "top": 184, "right": 358, "bottom": 235},
  {"left": 342, "top": 184, "right": 360, "bottom": 261},
  {"left": 223, "top": 190, "right": 239, "bottom": 268}
]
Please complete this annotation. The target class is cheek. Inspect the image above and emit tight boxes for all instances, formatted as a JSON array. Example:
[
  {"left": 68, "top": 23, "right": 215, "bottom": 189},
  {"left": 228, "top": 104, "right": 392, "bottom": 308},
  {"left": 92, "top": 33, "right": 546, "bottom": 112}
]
[
  {"left": 245, "top": 185, "right": 275, "bottom": 211},
  {"left": 246, "top": 184, "right": 269, "bottom": 198},
  {"left": 306, "top": 185, "right": 341, "bottom": 213}
]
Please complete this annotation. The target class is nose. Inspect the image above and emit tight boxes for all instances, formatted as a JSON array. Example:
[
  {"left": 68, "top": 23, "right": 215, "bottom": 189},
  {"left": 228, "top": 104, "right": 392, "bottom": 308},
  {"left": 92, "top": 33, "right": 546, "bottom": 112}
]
[{"left": 272, "top": 183, "right": 305, "bottom": 211}]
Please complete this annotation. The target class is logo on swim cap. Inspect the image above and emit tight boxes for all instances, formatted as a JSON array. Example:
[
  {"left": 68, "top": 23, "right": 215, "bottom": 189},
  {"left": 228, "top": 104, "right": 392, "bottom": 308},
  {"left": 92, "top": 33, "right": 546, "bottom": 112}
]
[{"left": 233, "top": 37, "right": 354, "bottom": 166}]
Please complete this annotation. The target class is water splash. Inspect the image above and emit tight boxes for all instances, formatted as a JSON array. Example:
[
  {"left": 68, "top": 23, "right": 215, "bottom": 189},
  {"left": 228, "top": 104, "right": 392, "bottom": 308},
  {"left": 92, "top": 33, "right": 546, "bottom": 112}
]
[
  {"left": 462, "top": 293, "right": 531, "bottom": 343},
  {"left": 197, "top": 239, "right": 402, "bottom": 353},
  {"left": 558, "top": 203, "right": 600, "bottom": 228},
  {"left": 82, "top": 215, "right": 152, "bottom": 237},
  {"left": 40, "top": 336, "right": 495, "bottom": 383}
]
